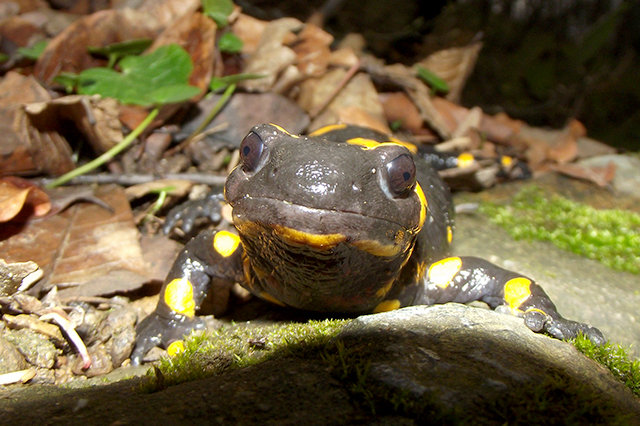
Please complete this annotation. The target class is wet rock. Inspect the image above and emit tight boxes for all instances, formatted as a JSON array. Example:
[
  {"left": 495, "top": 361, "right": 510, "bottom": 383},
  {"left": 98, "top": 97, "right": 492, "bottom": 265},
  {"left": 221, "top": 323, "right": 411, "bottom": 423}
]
[
  {"left": 580, "top": 154, "right": 640, "bottom": 198},
  {"left": 336, "top": 304, "right": 640, "bottom": 422},
  {"left": 0, "top": 335, "right": 27, "bottom": 373},
  {"left": 4, "top": 328, "right": 59, "bottom": 369},
  {"left": 31, "top": 367, "right": 56, "bottom": 385},
  {"left": 68, "top": 302, "right": 108, "bottom": 345}
]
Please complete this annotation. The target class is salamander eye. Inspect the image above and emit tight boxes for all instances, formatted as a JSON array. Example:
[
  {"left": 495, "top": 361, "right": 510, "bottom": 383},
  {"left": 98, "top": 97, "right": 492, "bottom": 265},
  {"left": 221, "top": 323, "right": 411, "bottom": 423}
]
[
  {"left": 240, "top": 131, "right": 264, "bottom": 172},
  {"left": 386, "top": 153, "right": 416, "bottom": 198}
]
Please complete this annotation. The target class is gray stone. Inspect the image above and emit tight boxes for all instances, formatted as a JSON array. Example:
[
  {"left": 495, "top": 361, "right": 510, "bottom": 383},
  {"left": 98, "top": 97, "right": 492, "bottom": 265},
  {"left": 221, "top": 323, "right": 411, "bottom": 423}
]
[
  {"left": 4, "top": 328, "right": 59, "bottom": 369},
  {"left": 452, "top": 208, "right": 640, "bottom": 354},
  {"left": 336, "top": 304, "right": 640, "bottom": 423},
  {"left": 580, "top": 154, "right": 640, "bottom": 198},
  {"left": 0, "top": 336, "right": 27, "bottom": 374}
]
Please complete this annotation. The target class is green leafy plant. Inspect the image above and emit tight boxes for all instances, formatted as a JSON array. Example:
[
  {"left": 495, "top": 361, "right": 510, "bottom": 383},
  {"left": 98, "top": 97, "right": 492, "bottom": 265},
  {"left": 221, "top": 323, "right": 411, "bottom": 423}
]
[
  {"left": 415, "top": 66, "right": 450, "bottom": 95},
  {"left": 17, "top": 40, "right": 48, "bottom": 60},
  {"left": 88, "top": 38, "right": 153, "bottom": 68},
  {"left": 218, "top": 32, "right": 243, "bottom": 54},
  {"left": 202, "top": 0, "right": 234, "bottom": 27},
  {"left": 77, "top": 44, "right": 201, "bottom": 106}
]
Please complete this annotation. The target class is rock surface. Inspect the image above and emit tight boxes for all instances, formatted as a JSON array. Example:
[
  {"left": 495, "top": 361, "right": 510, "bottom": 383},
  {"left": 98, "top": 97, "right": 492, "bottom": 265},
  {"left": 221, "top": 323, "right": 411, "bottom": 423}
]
[{"left": 2, "top": 304, "right": 639, "bottom": 426}]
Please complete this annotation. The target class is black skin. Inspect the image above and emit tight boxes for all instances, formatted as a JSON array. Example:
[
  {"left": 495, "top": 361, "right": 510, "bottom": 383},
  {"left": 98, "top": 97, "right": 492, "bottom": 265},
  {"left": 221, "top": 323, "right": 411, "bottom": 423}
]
[{"left": 131, "top": 123, "right": 604, "bottom": 365}]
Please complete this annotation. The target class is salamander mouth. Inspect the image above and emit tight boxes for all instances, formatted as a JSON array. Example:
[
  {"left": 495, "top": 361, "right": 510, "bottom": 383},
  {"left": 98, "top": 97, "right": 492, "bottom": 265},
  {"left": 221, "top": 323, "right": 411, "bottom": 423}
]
[{"left": 231, "top": 196, "right": 415, "bottom": 256}]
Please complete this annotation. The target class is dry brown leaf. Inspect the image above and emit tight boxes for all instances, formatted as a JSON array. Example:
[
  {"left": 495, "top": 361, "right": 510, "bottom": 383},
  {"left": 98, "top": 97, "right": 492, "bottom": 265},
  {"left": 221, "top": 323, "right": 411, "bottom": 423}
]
[
  {"left": 21, "top": 95, "right": 123, "bottom": 154},
  {"left": 34, "top": 8, "right": 162, "bottom": 86},
  {"left": 328, "top": 47, "right": 359, "bottom": 68},
  {"left": 291, "top": 24, "right": 333, "bottom": 78},
  {"left": 0, "top": 16, "right": 45, "bottom": 53},
  {"left": 239, "top": 18, "right": 303, "bottom": 92},
  {"left": 549, "top": 162, "right": 616, "bottom": 188},
  {"left": 231, "top": 13, "right": 268, "bottom": 55},
  {"left": 0, "top": 185, "right": 150, "bottom": 298},
  {"left": 137, "top": 0, "right": 201, "bottom": 28},
  {"left": 365, "top": 61, "right": 451, "bottom": 139},
  {"left": 516, "top": 120, "right": 584, "bottom": 167},
  {"left": 0, "top": 72, "right": 76, "bottom": 176},
  {"left": 416, "top": 42, "right": 482, "bottom": 103},
  {"left": 336, "top": 106, "right": 390, "bottom": 134},
  {"left": 0, "top": 177, "right": 50, "bottom": 222},
  {"left": 379, "top": 92, "right": 425, "bottom": 134},
  {"left": 148, "top": 11, "right": 216, "bottom": 96}
]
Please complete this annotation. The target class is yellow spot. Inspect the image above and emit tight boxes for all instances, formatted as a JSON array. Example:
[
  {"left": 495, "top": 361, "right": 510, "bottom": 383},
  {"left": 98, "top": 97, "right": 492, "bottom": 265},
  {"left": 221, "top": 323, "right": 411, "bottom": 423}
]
[
  {"left": 375, "top": 280, "right": 395, "bottom": 298},
  {"left": 504, "top": 277, "right": 532, "bottom": 311},
  {"left": 389, "top": 137, "right": 418, "bottom": 154},
  {"left": 260, "top": 291, "right": 286, "bottom": 306},
  {"left": 274, "top": 225, "right": 346, "bottom": 249},
  {"left": 164, "top": 278, "right": 196, "bottom": 317},
  {"left": 428, "top": 257, "right": 462, "bottom": 288},
  {"left": 447, "top": 226, "right": 453, "bottom": 244},
  {"left": 167, "top": 340, "right": 185, "bottom": 357},
  {"left": 414, "top": 183, "right": 428, "bottom": 229},
  {"left": 308, "top": 123, "right": 347, "bottom": 136},
  {"left": 352, "top": 239, "right": 402, "bottom": 257},
  {"left": 269, "top": 123, "right": 299, "bottom": 137},
  {"left": 346, "top": 137, "right": 380, "bottom": 149},
  {"left": 373, "top": 299, "right": 401, "bottom": 313},
  {"left": 213, "top": 230, "right": 241, "bottom": 257},
  {"left": 457, "top": 152, "right": 475, "bottom": 168},
  {"left": 525, "top": 307, "right": 548, "bottom": 317},
  {"left": 501, "top": 155, "right": 513, "bottom": 168}
]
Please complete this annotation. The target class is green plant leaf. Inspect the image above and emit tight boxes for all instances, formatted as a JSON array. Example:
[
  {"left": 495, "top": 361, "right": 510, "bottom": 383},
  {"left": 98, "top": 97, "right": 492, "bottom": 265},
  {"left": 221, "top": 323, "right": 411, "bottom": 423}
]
[
  {"left": 77, "top": 44, "right": 199, "bottom": 106},
  {"left": 202, "top": 0, "right": 234, "bottom": 27},
  {"left": 148, "top": 84, "right": 202, "bottom": 104},
  {"left": 88, "top": 38, "right": 153, "bottom": 68},
  {"left": 218, "top": 32, "right": 243, "bottom": 53},
  {"left": 209, "top": 73, "right": 265, "bottom": 91},
  {"left": 17, "top": 40, "right": 48, "bottom": 60},
  {"left": 0, "top": 52, "right": 8, "bottom": 63},
  {"left": 53, "top": 72, "right": 80, "bottom": 93},
  {"left": 415, "top": 66, "right": 449, "bottom": 95}
]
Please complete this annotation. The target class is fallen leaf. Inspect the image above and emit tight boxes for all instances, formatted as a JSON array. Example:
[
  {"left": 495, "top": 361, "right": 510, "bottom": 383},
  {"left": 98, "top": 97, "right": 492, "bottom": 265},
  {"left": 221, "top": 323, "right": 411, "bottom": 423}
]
[
  {"left": 0, "top": 185, "right": 150, "bottom": 298},
  {"left": 148, "top": 11, "right": 216, "bottom": 96},
  {"left": 239, "top": 18, "right": 303, "bottom": 92},
  {"left": 416, "top": 42, "right": 482, "bottom": 103},
  {"left": 549, "top": 162, "right": 615, "bottom": 187},
  {"left": 34, "top": 9, "right": 162, "bottom": 87},
  {"left": 137, "top": 0, "right": 201, "bottom": 28},
  {"left": 291, "top": 23, "right": 333, "bottom": 78},
  {"left": 0, "top": 177, "right": 50, "bottom": 222},
  {"left": 379, "top": 92, "right": 425, "bottom": 134},
  {"left": 21, "top": 95, "right": 123, "bottom": 154},
  {"left": 231, "top": 13, "right": 268, "bottom": 54},
  {"left": 303, "top": 71, "right": 388, "bottom": 132}
]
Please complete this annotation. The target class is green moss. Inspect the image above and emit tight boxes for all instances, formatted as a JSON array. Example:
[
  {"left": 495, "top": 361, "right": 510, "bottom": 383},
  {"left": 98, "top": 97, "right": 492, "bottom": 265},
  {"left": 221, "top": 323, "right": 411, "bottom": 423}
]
[
  {"left": 571, "top": 333, "right": 640, "bottom": 398},
  {"left": 480, "top": 186, "right": 640, "bottom": 274},
  {"left": 139, "top": 319, "right": 347, "bottom": 392}
]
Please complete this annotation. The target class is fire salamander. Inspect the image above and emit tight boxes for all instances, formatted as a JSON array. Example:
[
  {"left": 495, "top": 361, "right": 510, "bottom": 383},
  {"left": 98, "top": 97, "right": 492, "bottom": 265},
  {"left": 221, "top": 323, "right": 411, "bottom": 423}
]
[{"left": 131, "top": 123, "right": 604, "bottom": 364}]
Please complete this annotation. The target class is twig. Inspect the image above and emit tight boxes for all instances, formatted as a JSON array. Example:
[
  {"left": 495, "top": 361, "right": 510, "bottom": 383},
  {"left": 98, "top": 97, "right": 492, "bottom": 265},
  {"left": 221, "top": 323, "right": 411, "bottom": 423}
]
[
  {"left": 36, "top": 173, "right": 227, "bottom": 187},
  {"left": 40, "top": 312, "right": 92, "bottom": 369},
  {"left": 45, "top": 108, "right": 160, "bottom": 189}
]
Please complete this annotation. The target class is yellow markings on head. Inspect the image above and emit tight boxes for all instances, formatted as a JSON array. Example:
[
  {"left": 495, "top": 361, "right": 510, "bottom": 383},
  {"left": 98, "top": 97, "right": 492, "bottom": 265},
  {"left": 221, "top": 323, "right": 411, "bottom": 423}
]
[
  {"left": 164, "top": 278, "right": 196, "bottom": 318},
  {"left": 346, "top": 137, "right": 381, "bottom": 149},
  {"left": 389, "top": 137, "right": 418, "bottom": 154},
  {"left": 447, "top": 226, "right": 453, "bottom": 244},
  {"left": 504, "top": 277, "right": 532, "bottom": 312},
  {"left": 308, "top": 123, "right": 348, "bottom": 137},
  {"left": 352, "top": 239, "right": 402, "bottom": 257},
  {"left": 269, "top": 123, "right": 300, "bottom": 138},
  {"left": 414, "top": 182, "right": 428, "bottom": 229},
  {"left": 427, "top": 257, "right": 462, "bottom": 289},
  {"left": 457, "top": 152, "right": 475, "bottom": 168},
  {"left": 213, "top": 230, "right": 241, "bottom": 257},
  {"left": 524, "top": 307, "right": 549, "bottom": 317},
  {"left": 373, "top": 299, "right": 401, "bottom": 313},
  {"left": 260, "top": 291, "right": 286, "bottom": 306},
  {"left": 167, "top": 340, "right": 185, "bottom": 357},
  {"left": 273, "top": 225, "right": 346, "bottom": 249}
]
